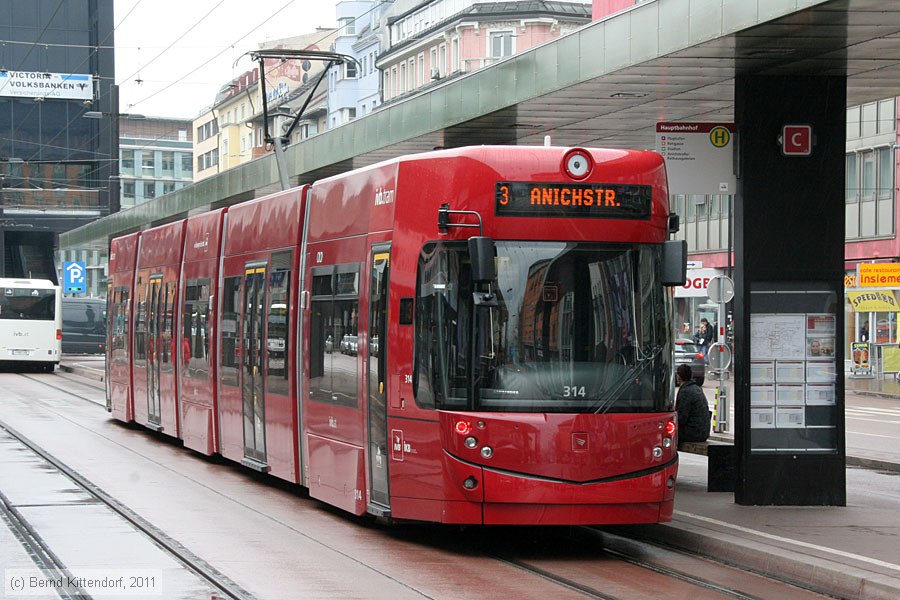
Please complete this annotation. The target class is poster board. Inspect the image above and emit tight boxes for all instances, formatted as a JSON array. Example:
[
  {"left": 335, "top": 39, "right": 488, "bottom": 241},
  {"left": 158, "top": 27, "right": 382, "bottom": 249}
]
[{"left": 748, "top": 285, "right": 838, "bottom": 452}]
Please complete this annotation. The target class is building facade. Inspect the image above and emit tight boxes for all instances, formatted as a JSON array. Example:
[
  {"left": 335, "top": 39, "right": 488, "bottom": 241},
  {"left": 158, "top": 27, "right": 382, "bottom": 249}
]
[
  {"left": 379, "top": 0, "right": 592, "bottom": 103},
  {"left": 119, "top": 117, "right": 193, "bottom": 208},
  {"left": 192, "top": 30, "right": 339, "bottom": 182},
  {"left": 0, "top": 0, "right": 116, "bottom": 283}
]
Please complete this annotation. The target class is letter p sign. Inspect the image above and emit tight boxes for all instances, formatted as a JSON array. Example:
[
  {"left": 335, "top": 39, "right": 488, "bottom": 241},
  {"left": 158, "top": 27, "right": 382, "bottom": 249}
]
[{"left": 782, "top": 125, "right": 813, "bottom": 156}]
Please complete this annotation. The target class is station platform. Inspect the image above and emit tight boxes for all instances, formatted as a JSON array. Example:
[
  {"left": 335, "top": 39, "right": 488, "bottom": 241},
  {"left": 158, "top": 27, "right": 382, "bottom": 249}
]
[{"left": 56, "top": 357, "right": 900, "bottom": 600}]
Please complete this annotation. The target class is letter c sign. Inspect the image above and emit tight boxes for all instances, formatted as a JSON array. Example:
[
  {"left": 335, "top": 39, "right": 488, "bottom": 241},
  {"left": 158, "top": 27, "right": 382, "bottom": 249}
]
[{"left": 782, "top": 125, "right": 812, "bottom": 156}]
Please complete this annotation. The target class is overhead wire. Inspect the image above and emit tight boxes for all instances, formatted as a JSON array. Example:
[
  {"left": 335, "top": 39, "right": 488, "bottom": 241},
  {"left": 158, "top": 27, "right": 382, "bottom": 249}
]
[
  {"left": 6, "top": 0, "right": 145, "bottom": 159},
  {"left": 124, "top": 0, "right": 298, "bottom": 113},
  {"left": 3, "top": 1, "right": 389, "bottom": 199}
]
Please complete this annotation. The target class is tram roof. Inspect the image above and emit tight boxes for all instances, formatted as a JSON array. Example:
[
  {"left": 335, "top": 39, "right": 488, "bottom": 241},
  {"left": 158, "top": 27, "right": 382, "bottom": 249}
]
[{"left": 62, "top": 0, "right": 900, "bottom": 252}]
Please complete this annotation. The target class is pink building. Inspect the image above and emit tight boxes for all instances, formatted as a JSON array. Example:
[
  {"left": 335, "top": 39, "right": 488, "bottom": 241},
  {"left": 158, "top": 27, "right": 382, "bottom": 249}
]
[{"left": 379, "top": 1, "right": 592, "bottom": 102}]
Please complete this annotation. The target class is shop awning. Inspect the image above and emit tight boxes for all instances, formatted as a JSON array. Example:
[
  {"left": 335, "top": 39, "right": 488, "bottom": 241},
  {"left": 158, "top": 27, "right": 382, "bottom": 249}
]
[{"left": 848, "top": 290, "right": 900, "bottom": 312}]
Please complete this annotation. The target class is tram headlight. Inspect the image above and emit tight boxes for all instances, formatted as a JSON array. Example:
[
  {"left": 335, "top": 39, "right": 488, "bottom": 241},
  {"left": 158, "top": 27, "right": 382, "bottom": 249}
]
[
  {"left": 463, "top": 476, "right": 478, "bottom": 490},
  {"left": 480, "top": 446, "right": 493, "bottom": 459},
  {"left": 464, "top": 436, "right": 478, "bottom": 449},
  {"left": 563, "top": 148, "right": 593, "bottom": 180},
  {"left": 662, "top": 437, "right": 672, "bottom": 448},
  {"left": 652, "top": 446, "right": 663, "bottom": 459}
]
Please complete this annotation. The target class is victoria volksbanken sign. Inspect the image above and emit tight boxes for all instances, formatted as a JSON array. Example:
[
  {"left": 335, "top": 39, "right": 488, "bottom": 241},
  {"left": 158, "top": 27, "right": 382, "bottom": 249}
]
[{"left": 0, "top": 71, "right": 93, "bottom": 100}]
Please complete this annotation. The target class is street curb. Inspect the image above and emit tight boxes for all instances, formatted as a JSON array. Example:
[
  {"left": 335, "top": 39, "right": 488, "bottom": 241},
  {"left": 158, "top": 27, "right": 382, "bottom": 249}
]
[
  {"left": 616, "top": 522, "right": 900, "bottom": 600},
  {"left": 847, "top": 455, "right": 900, "bottom": 473},
  {"left": 854, "top": 391, "right": 900, "bottom": 400},
  {"left": 59, "top": 364, "right": 104, "bottom": 383}
]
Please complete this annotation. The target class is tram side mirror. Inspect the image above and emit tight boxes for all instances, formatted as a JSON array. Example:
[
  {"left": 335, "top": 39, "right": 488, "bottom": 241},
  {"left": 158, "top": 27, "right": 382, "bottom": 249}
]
[
  {"left": 468, "top": 236, "right": 496, "bottom": 283},
  {"left": 661, "top": 240, "right": 687, "bottom": 287},
  {"left": 668, "top": 212, "right": 680, "bottom": 234}
]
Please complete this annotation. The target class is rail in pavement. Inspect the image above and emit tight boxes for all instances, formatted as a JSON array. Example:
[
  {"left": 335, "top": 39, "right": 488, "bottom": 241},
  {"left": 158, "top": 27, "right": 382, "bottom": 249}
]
[{"left": 59, "top": 357, "right": 900, "bottom": 599}]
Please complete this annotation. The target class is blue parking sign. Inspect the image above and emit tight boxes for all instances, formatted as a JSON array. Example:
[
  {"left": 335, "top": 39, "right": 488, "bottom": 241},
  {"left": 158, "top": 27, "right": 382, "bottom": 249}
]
[{"left": 64, "top": 261, "right": 86, "bottom": 294}]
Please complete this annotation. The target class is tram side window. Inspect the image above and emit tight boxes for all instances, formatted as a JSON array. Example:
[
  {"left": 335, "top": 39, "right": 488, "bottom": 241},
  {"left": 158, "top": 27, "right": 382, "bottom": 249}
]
[
  {"left": 309, "top": 271, "right": 332, "bottom": 399},
  {"left": 134, "top": 279, "right": 146, "bottom": 363},
  {"left": 221, "top": 276, "right": 241, "bottom": 388},
  {"left": 182, "top": 279, "right": 210, "bottom": 382},
  {"left": 111, "top": 286, "right": 130, "bottom": 363},
  {"left": 309, "top": 264, "right": 360, "bottom": 408},
  {"left": 413, "top": 243, "right": 470, "bottom": 409},
  {"left": 161, "top": 283, "right": 174, "bottom": 368},
  {"left": 266, "top": 252, "right": 291, "bottom": 397}
]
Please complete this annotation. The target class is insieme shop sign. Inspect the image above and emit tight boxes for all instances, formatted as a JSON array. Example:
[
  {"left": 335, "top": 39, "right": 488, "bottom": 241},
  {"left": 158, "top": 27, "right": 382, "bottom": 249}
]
[{"left": 858, "top": 263, "right": 900, "bottom": 287}]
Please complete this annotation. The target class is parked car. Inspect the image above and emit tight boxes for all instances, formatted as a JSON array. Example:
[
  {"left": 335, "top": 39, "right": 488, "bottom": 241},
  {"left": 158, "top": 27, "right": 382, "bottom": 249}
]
[
  {"left": 340, "top": 334, "right": 359, "bottom": 355},
  {"left": 61, "top": 297, "right": 107, "bottom": 354},
  {"left": 675, "top": 338, "right": 705, "bottom": 386}
]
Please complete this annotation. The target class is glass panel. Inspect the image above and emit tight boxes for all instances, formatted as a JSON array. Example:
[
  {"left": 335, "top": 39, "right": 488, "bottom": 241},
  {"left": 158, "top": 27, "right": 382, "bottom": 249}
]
[
  {"left": 878, "top": 147, "right": 893, "bottom": 199},
  {"left": 161, "top": 151, "right": 175, "bottom": 176},
  {"left": 845, "top": 153, "right": 858, "bottom": 204},
  {"left": 122, "top": 150, "right": 135, "bottom": 172},
  {"left": 309, "top": 264, "right": 360, "bottom": 408},
  {"left": 309, "top": 297, "right": 332, "bottom": 403},
  {"left": 0, "top": 287, "right": 56, "bottom": 320},
  {"left": 414, "top": 241, "right": 672, "bottom": 413},
  {"left": 861, "top": 151, "right": 875, "bottom": 201},
  {"left": 879, "top": 99, "right": 896, "bottom": 134},
  {"left": 266, "top": 258, "right": 291, "bottom": 397},
  {"left": 242, "top": 270, "right": 266, "bottom": 460},
  {"left": 134, "top": 277, "right": 146, "bottom": 365},
  {"left": 160, "top": 283, "right": 174, "bottom": 373},
  {"left": 332, "top": 291, "right": 359, "bottom": 407},
  {"left": 846, "top": 106, "right": 861, "bottom": 139},
  {"left": 221, "top": 276, "right": 241, "bottom": 388},
  {"left": 111, "top": 286, "right": 130, "bottom": 365},
  {"left": 183, "top": 280, "right": 210, "bottom": 383},
  {"left": 861, "top": 102, "right": 877, "bottom": 137}
]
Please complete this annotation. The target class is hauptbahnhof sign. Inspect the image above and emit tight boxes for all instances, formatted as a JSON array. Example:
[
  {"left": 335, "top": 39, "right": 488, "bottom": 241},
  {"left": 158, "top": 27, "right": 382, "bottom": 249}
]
[{"left": 0, "top": 71, "right": 93, "bottom": 100}]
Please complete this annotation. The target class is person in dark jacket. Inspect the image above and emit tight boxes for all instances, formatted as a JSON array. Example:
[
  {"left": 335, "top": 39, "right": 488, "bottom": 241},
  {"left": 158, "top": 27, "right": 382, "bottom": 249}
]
[{"left": 675, "top": 364, "right": 710, "bottom": 443}]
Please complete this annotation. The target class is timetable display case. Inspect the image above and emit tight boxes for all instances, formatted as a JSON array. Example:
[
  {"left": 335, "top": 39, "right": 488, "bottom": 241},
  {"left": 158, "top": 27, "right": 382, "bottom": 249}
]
[{"left": 749, "top": 286, "right": 839, "bottom": 453}]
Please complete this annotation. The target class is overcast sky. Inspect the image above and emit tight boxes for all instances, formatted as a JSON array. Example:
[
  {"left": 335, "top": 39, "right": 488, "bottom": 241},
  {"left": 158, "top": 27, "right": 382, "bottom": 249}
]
[{"left": 114, "top": 0, "right": 339, "bottom": 119}]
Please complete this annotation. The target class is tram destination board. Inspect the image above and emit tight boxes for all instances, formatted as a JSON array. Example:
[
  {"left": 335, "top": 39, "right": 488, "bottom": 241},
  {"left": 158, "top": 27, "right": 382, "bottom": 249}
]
[{"left": 495, "top": 182, "right": 652, "bottom": 219}]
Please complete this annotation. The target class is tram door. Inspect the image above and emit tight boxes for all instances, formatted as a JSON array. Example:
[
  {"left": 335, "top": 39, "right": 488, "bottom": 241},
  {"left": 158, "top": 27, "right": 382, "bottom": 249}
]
[
  {"left": 242, "top": 265, "right": 267, "bottom": 466},
  {"left": 368, "top": 247, "right": 390, "bottom": 508},
  {"left": 146, "top": 276, "right": 163, "bottom": 428}
]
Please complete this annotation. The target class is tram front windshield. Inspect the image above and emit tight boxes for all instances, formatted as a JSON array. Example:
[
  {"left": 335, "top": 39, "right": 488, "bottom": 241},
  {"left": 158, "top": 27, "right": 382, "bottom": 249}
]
[{"left": 414, "top": 241, "right": 673, "bottom": 414}]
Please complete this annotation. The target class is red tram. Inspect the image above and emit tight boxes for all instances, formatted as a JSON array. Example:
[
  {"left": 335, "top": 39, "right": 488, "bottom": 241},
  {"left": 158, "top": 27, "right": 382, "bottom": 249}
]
[{"left": 106, "top": 146, "right": 687, "bottom": 525}]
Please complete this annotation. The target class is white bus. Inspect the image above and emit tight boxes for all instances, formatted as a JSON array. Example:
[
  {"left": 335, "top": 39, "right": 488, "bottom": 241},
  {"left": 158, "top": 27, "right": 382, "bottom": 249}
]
[{"left": 0, "top": 278, "right": 62, "bottom": 372}]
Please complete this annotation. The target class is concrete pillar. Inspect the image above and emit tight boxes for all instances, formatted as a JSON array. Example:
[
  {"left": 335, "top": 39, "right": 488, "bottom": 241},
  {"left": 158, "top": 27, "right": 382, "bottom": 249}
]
[{"left": 733, "top": 74, "right": 847, "bottom": 505}]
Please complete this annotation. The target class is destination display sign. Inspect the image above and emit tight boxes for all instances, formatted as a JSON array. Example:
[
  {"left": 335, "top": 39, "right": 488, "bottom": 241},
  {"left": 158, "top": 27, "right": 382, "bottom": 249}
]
[{"left": 495, "top": 182, "right": 651, "bottom": 219}]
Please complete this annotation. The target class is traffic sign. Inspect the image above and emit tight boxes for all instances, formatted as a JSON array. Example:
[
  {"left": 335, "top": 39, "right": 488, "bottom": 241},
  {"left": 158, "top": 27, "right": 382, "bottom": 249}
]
[
  {"left": 707, "top": 275, "right": 735, "bottom": 304},
  {"left": 707, "top": 342, "right": 733, "bottom": 371},
  {"left": 64, "top": 261, "right": 86, "bottom": 294}
]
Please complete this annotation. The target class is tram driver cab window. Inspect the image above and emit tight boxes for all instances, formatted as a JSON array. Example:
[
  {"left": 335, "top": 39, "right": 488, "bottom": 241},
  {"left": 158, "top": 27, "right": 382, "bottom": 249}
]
[{"left": 413, "top": 241, "right": 671, "bottom": 414}]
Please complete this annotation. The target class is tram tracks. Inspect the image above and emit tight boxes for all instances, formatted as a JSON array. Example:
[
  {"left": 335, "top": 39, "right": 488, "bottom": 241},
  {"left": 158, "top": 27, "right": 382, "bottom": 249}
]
[
  {"left": 493, "top": 538, "right": 767, "bottom": 600},
  {"left": 0, "top": 485, "right": 88, "bottom": 600},
  {"left": 5, "top": 372, "right": 832, "bottom": 599},
  {"left": 21, "top": 371, "right": 105, "bottom": 406},
  {"left": 0, "top": 418, "right": 253, "bottom": 600}
]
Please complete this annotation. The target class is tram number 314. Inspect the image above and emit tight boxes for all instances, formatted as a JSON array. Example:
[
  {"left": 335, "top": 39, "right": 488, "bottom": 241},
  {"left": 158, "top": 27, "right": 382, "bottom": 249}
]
[{"left": 563, "top": 386, "right": 586, "bottom": 397}]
